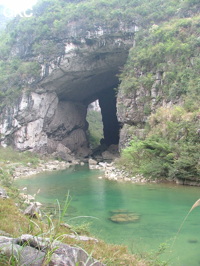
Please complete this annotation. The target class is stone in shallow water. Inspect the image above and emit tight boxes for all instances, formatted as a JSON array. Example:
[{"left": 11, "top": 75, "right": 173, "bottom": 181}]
[
  {"left": 188, "top": 239, "right": 198, "bottom": 244},
  {"left": 109, "top": 209, "right": 140, "bottom": 224}
]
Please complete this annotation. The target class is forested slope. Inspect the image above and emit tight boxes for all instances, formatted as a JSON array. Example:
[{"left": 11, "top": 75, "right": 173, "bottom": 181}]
[{"left": 117, "top": 2, "right": 200, "bottom": 182}]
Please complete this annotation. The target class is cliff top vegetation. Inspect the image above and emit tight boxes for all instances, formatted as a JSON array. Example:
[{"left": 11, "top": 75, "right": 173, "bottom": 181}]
[{"left": 0, "top": 0, "right": 199, "bottom": 106}]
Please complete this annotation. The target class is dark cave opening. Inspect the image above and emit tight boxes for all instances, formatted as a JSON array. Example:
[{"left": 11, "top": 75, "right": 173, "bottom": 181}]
[
  {"left": 86, "top": 87, "right": 120, "bottom": 151},
  {"left": 97, "top": 88, "right": 120, "bottom": 147}
]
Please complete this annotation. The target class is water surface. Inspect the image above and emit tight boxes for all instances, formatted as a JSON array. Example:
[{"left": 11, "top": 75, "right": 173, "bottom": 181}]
[{"left": 15, "top": 165, "right": 200, "bottom": 265}]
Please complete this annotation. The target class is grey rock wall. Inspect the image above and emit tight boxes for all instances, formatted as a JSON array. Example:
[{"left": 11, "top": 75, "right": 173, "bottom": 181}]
[
  {"left": 117, "top": 71, "right": 184, "bottom": 150},
  {"left": 0, "top": 22, "right": 136, "bottom": 158},
  {"left": 0, "top": 92, "right": 90, "bottom": 159}
]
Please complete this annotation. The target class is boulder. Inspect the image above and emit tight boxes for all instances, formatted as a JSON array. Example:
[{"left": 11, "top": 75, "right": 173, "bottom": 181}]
[
  {"left": 88, "top": 158, "right": 98, "bottom": 165},
  {"left": 17, "top": 234, "right": 104, "bottom": 266},
  {"left": 102, "top": 144, "right": 119, "bottom": 160},
  {"left": 0, "top": 241, "right": 45, "bottom": 266},
  {"left": 54, "top": 143, "right": 75, "bottom": 162},
  {"left": 102, "top": 150, "right": 117, "bottom": 160},
  {"left": 0, "top": 233, "right": 105, "bottom": 265},
  {"left": 23, "top": 203, "right": 41, "bottom": 218},
  {"left": 0, "top": 187, "right": 8, "bottom": 199}
]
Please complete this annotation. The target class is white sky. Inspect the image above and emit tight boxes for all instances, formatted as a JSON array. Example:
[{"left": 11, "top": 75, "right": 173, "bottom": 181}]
[{"left": 0, "top": 0, "right": 38, "bottom": 12}]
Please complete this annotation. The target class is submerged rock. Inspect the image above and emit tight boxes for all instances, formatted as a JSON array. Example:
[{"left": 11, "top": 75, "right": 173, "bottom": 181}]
[
  {"left": 188, "top": 239, "right": 198, "bottom": 244},
  {"left": 109, "top": 209, "right": 140, "bottom": 224}
]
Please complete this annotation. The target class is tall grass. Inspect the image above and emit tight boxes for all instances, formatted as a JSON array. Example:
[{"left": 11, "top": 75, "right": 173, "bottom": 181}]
[{"left": 172, "top": 198, "right": 200, "bottom": 248}]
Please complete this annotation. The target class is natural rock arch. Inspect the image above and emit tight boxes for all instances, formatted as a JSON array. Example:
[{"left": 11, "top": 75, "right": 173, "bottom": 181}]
[{"left": 0, "top": 26, "right": 134, "bottom": 160}]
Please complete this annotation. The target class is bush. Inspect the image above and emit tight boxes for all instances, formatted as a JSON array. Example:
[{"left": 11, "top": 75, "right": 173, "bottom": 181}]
[{"left": 118, "top": 106, "right": 200, "bottom": 181}]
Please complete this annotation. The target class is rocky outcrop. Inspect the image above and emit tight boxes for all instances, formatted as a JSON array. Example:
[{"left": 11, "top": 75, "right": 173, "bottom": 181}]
[
  {"left": 0, "top": 187, "right": 8, "bottom": 198},
  {"left": 0, "top": 92, "right": 90, "bottom": 158},
  {"left": 117, "top": 71, "right": 183, "bottom": 150},
  {"left": 0, "top": 234, "right": 104, "bottom": 266},
  {"left": 0, "top": 23, "right": 135, "bottom": 159},
  {"left": 23, "top": 203, "right": 41, "bottom": 218}
]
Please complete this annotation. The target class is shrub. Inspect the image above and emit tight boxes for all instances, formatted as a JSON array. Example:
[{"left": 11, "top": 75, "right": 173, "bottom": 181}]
[{"left": 118, "top": 106, "right": 200, "bottom": 181}]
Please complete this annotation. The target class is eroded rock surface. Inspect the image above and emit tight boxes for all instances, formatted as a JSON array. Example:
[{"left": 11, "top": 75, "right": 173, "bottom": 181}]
[
  {"left": 0, "top": 234, "right": 104, "bottom": 266},
  {"left": 0, "top": 92, "right": 89, "bottom": 158},
  {"left": 0, "top": 24, "right": 135, "bottom": 159}
]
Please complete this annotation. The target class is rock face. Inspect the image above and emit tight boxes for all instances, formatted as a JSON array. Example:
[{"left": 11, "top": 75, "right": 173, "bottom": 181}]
[
  {"left": 0, "top": 23, "right": 135, "bottom": 159},
  {"left": 116, "top": 71, "right": 183, "bottom": 150},
  {"left": 0, "top": 92, "right": 89, "bottom": 158},
  {"left": 0, "top": 234, "right": 104, "bottom": 266},
  {"left": 0, "top": 187, "right": 8, "bottom": 198}
]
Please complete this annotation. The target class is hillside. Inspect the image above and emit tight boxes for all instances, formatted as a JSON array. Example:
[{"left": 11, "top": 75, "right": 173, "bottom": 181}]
[
  {"left": 0, "top": 0, "right": 199, "bottom": 182},
  {"left": 0, "top": 0, "right": 198, "bottom": 105},
  {"left": 117, "top": 4, "right": 200, "bottom": 183}
]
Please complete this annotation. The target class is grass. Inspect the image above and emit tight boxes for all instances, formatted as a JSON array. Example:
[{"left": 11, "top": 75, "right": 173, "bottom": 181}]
[
  {"left": 0, "top": 197, "right": 148, "bottom": 265},
  {"left": 0, "top": 198, "right": 46, "bottom": 237},
  {"left": 171, "top": 198, "right": 200, "bottom": 250},
  {"left": 0, "top": 146, "right": 44, "bottom": 187},
  {"left": 0, "top": 147, "right": 40, "bottom": 165}
]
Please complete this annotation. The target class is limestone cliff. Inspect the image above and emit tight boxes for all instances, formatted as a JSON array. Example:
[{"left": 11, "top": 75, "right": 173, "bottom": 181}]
[
  {"left": 0, "top": 17, "right": 135, "bottom": 158},
  {"left": 0, "top": 0, "right": 199, "bottom": 164}
]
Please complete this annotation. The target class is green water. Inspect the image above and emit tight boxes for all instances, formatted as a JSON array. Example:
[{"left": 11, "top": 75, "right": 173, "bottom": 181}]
[{"left": 15, "top": 165, "right": 200, "bottom": 265}]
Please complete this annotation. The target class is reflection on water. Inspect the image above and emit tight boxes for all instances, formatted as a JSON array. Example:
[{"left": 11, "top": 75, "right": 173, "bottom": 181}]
[{"left": 15, "top": 165, "right": 200, "bottom": 266}]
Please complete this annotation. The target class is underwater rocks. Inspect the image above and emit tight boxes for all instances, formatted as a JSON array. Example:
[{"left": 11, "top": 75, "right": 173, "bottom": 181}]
[{"left": 109, "top": 209, "right": 140, "bottom": 224}]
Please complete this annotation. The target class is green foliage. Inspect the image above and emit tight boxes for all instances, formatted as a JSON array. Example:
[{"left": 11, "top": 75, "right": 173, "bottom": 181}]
[
  {"left": 0, "top": 147, "right": 41, "bottom": 188},
  {"left": 0, "top": 0, "right": 199, "bottom": 105},
  {"left": 86, "top": 109, "right": 103, "bottom": 148},
  {"left": 120, "top": 15, "right": 200, "bottom": 105},
  {"left": 0, "top": 147, "right": 40, "bottom": 165},
  {"left": 118, "top": 14, "right": 200, "bottom": 182},
  {"left": 118, "top": 106, "right": 200, "bottom": 180},
  {"left": 0, "top": 59, "right": 40, "bottom": 108}
]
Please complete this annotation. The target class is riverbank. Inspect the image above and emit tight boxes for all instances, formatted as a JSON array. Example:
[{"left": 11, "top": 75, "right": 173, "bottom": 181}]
[
  {"left": 0, "top": 187, "right": 149, "bottom": 266},
  {"left": 89, "top": 159, "right": 200, "bottom": 187},
  {"left": 12, "top": 160, "right": 73, "bottom": 179},
  {"left": 0, "top": 147, "right": 151, "bottom": 265},
  {"left": 89, "top": 159, "right": 162, "bottom": 184},
  {"left": 0, "top": 146, "right": 81, "bottom": 183},
  {"left": 14, "top": 164, "right": 200, "bottom": 266}
]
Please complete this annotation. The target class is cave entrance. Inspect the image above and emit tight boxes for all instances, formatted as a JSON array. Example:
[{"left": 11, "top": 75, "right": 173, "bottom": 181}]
[
  {"left": 98, "top": 88, "right": 120, "bottom": 146},
  {"left": 86, "top": 87, "right": 120, "bottom": 151},
  {"left": 87, "top": 100, "right": 103, "bottom": 149}
]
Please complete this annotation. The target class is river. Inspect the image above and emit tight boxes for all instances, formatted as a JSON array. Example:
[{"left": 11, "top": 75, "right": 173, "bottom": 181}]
[{"left": 15, "top": 165, "right": 200, "bottom": 266}]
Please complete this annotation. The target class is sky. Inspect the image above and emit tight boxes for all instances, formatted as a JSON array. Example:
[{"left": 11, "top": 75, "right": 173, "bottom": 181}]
[{"left": 0, "top": 0, "right": 38, "bottom": 13}]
